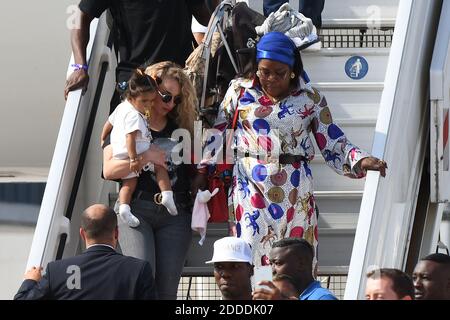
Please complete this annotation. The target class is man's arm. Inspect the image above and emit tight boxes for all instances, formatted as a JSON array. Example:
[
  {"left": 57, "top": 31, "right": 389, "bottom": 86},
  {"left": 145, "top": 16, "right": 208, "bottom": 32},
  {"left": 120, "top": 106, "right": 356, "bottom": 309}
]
[
  {"left": 189, "top": 0, "right": 220, "bottom": 26},
  {"left": 64, "top": 9, "right": 94, "bottom": 100},
  {"left": 14, "top": 266, "right": 51, "bottom": 300}
]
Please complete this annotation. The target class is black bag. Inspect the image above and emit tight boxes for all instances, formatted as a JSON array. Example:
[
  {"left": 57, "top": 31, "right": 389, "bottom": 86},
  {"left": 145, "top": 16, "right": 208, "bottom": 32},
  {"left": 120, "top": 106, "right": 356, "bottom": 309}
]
[
  {"left": 195, "top": 2, "right": 264, "bottom": 128},
  {"left": 208, "top": 2, "right": 265, "bottom": 95}
]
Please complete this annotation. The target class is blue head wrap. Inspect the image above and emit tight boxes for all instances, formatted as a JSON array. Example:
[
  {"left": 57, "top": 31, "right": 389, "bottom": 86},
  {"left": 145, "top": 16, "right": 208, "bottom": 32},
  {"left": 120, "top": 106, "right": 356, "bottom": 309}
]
[{"left": 256, "top": 32, "right": 297, "bottom": 68}]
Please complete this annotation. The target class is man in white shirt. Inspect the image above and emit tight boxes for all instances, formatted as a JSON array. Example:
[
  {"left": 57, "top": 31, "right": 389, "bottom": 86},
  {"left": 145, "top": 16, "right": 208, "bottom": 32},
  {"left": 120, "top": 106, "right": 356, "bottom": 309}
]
[{"left": 206, "top": 237, "right": 254, "bottom": 300}]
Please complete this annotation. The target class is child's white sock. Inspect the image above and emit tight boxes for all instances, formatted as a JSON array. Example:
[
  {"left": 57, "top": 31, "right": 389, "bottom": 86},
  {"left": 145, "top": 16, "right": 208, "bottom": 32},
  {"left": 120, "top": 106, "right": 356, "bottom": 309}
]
[
  {"left": 118, "top": 204, "right": 140, "bottom": 227},
  {"left": 161, "top": 191, "right": 178, "bottom": 216}
]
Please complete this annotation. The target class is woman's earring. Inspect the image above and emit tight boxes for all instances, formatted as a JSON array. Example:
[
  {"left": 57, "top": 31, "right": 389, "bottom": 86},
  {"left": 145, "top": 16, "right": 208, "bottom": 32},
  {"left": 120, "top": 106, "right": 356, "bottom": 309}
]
[
  {"left": 290, "top": 72, "right": 295, "bottom": 79},
  {"left": 144, "top": 108, "right": 151, "bottom": 120}
]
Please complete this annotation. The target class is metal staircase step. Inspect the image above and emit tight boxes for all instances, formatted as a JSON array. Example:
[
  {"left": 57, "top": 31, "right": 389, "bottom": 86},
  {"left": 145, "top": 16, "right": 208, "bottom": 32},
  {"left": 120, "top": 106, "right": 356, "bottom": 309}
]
[
  {"left": 303, "top": 48, "right": 391, "bottom": 57},
  {"left": 316, "top": 89, "right": 382, "bottom": 119},
  {"left": 315, "top": 190, "right": 363, "bottom": 198},
  {"left": 302, "top": 49, "right": 389, "bottom": 83},
  {"left": 311, "top": 162, "right": 367, "bottom": 191},
  {"left": 245, "top": 0, "right": 399, "bottom": 23},
  {"left": 312, "top": 82, "right": 384, "bottom": 120},
  {"left": 333, "top": 121, "right": 375, "bottom": 151},
  {"left": 319, "top": 212, "right": 359, "bottom": 230},
  {"left": 312, "top": 82, "right": 384, "bottom": 90},
  {"left": 315, "top": 190, "right": 363, "bottom": 214},
  {"left": 322, "top": 0, "right": 399, "bottom": 24},
  {"left": 322, "top": 18, "right": 396, "bottom": 28}
]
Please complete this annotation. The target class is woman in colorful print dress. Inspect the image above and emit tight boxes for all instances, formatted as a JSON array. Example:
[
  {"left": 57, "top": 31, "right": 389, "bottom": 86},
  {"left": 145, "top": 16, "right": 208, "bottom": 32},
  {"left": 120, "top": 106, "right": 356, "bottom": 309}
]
[{"left": 197, "top": 32, "right": 387, "bottom": 269}]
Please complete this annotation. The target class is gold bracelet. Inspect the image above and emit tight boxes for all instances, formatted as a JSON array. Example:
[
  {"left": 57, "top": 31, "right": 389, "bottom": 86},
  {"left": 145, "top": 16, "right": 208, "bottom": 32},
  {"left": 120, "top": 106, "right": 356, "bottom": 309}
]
[{"left": 130, "top": 156, "right": 141, "bottom": 163}]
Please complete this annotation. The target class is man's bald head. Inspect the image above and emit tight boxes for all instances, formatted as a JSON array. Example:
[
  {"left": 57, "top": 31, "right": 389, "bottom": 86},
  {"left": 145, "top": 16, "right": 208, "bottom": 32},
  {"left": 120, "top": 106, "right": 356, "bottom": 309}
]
[{"left": 81, "top": 204, "right": 117, "bottom": 241}]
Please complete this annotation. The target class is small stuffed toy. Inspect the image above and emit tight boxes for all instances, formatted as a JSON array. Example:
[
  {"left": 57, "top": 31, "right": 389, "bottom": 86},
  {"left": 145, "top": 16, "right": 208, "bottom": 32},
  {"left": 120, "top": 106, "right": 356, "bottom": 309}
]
[{"left": 191, "top": 188, "right": 219, "bottom": 245}]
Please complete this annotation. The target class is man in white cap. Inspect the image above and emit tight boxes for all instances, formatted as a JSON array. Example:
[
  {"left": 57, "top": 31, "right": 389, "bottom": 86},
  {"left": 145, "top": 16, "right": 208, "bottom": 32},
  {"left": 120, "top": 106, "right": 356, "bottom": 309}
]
[{"left": 206, "top": 237, "right": 254, "bottom": 300}]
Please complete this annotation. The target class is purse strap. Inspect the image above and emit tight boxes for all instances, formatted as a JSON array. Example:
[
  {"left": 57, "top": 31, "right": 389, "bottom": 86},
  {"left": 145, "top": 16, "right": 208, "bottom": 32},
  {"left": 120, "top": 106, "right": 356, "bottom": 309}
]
[
  {"left": 231, "top": 87, "right": 245, "bottom": 130},
  {"left": 226, "top": 87, "right": 245, "bottom": 149}
]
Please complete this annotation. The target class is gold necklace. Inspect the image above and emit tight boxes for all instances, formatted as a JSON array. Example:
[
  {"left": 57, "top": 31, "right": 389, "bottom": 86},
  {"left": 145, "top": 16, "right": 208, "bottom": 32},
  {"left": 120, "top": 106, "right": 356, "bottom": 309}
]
[
  {"left": 143, "top": 108, "right": 152, "bottom": 136},
  {"left": 262, "top": 88, "right": 281, "bottom": 104},
  {"left": 262, "top": 86, "right": 293, "bottom": 104},
  {"left": 265, "top": 92, "right": 280, "bottom": 104}
]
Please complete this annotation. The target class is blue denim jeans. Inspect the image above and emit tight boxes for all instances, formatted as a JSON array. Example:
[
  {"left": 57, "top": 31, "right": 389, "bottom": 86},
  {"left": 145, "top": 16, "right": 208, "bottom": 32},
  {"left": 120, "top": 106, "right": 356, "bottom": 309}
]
[
  {"left": 117, "top": 199, "right": 192, "bottom": 300},
  {"left": 263, "top": 0, "right": 325, "bottom": 28}
]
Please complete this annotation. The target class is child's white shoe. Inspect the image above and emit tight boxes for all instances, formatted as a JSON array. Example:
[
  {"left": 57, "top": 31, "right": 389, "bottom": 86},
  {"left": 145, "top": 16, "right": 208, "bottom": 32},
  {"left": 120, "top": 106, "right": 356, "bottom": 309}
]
[
  {"left": 161, "top": 191, "right": 178, "bottom": 216},
  {"left": 118, "top": 204, "right": 140, "bottom": 227}
]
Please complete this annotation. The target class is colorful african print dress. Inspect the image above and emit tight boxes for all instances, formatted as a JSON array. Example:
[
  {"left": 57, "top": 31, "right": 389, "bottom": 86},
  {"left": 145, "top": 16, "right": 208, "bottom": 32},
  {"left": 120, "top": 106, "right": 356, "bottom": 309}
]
[{"left": 200, "top": 77, "right": 370, "bottom": 268}]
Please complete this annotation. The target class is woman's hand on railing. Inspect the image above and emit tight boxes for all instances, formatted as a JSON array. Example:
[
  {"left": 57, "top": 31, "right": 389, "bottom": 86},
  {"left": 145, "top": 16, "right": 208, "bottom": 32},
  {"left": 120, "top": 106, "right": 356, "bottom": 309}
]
[
  {"left": 64, "top": 69, "right": 89, "bottom": 100},
  {"left": 360, "top": 157, "right": 388, "bottom": 177}
]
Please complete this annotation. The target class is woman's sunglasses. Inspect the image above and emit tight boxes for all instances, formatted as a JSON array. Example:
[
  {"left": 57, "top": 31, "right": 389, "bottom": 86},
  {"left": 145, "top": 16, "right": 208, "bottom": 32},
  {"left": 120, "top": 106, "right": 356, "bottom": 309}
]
[
  {"left": 157, "top": 89, "right": 182, "bottom": 105},
  {"left": 153, "top": 75, "right": 182, "bottom": 105}
]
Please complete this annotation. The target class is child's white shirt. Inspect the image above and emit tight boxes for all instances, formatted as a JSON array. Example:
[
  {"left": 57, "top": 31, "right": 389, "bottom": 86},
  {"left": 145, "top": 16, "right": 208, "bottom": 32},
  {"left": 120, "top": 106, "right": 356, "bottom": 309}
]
[{"left": 109, "top": 99, "right": 151, "bottom": 160}]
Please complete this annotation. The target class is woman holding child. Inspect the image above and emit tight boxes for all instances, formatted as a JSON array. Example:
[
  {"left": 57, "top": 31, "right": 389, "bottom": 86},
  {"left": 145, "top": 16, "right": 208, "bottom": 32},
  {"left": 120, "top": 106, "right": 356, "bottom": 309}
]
[{"left": 103, "top": 61, "right": 197, "bottom": 300}]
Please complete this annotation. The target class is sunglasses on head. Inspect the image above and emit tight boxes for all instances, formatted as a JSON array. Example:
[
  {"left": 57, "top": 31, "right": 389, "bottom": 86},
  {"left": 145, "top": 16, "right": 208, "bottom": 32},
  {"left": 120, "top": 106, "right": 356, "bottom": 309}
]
[
  {"left": 144, "top": 74, "right": 157, "bottom": 87},
  {"left": 154, "top": 76, "right": 182, "bottom": 105}
]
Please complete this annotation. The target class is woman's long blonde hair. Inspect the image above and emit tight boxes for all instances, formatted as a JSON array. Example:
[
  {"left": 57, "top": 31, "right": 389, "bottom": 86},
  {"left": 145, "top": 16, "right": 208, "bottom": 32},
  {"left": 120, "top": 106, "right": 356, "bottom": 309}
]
[{"left": 145, "top": 61, "right": 198, "bottom": 136}]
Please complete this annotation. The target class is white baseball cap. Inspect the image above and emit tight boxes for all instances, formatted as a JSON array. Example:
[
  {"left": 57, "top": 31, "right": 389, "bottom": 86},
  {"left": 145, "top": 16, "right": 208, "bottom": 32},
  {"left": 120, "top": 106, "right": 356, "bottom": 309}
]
[{"left": 206, "top": 237, "right": 253, "bottom": 264}]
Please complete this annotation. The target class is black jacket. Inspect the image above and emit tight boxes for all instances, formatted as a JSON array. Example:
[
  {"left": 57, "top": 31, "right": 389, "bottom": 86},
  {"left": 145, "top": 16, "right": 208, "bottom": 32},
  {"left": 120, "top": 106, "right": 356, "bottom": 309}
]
[{"left": 14, "top": 246, "right": 157, "bottom": 300}]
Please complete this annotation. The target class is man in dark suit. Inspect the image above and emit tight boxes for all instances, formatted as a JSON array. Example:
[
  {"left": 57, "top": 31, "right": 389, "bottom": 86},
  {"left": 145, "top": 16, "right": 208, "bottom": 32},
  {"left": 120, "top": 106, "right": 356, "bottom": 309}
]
[{"left": 14, "top": 204, "right": 157, "bottom": 300}]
